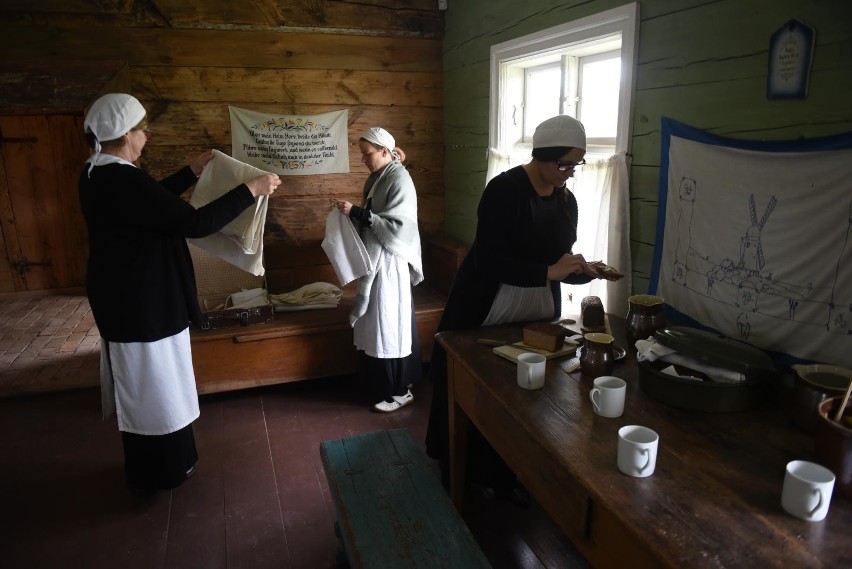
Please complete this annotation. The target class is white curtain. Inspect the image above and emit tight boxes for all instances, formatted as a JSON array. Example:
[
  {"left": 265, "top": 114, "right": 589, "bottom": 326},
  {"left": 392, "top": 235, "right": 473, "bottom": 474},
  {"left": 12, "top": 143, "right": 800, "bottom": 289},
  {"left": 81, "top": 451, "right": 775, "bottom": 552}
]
[
  {"left": 562, "top": 151, "right": 632, "bottom": 319},
  {"left": 485, "top": 147, "right": 519, "bottom": 185}
]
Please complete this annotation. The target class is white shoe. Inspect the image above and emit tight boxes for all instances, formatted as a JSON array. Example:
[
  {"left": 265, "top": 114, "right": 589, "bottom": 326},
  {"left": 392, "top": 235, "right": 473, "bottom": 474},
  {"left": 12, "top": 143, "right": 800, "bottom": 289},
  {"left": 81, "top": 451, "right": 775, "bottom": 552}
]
[{"left": 373, "top": 390, "right": 414, "bottom": 413}]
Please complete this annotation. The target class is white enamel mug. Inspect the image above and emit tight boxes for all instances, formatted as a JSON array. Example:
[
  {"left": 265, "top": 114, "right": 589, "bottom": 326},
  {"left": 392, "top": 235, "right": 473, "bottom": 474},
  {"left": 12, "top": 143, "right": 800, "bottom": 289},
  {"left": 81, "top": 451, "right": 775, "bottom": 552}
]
[
  {"left": 617, "top": 425, "right": 659, "bottom": 477},
  {"left": 589, "top": 376, "right": 626, "bottom": 418},
  {"left": 517, "top": 352, "right": 546, "bottom": 389},
  {"left": 781, "top": 460, "right": 835, "bottom": 522}
]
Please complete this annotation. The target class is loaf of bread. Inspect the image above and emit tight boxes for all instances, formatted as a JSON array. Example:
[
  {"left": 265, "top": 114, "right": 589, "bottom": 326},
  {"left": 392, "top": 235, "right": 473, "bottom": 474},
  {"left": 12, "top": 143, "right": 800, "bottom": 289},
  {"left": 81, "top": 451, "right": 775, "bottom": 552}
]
[
  {"left": 522, "top": 322, "right": 566, "bottom": 352},
  {"left": 581, "top": 296, "right": 605, "bottom": 330}
]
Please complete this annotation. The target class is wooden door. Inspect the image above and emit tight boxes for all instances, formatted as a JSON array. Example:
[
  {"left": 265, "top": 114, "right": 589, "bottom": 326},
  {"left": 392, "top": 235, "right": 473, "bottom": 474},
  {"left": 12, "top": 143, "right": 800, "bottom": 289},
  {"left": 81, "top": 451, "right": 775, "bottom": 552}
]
[{"left": 0, "top": 115, "right": 90, "bottom": 292}]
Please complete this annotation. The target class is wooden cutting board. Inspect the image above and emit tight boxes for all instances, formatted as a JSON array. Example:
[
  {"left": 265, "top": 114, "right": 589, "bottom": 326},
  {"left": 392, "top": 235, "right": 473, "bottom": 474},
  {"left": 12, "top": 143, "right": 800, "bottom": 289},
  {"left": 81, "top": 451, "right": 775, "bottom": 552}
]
[{"left": 493, "top": 341, "right": 577, "bottom": 363}]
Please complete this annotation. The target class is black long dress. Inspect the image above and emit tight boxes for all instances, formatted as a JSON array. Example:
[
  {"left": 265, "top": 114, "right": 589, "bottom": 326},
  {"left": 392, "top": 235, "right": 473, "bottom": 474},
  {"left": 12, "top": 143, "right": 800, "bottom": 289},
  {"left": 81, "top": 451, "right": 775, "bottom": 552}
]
[
  {"left": 80, "top": 160, "right": 255, "bottom": 491},
  {"left": 425, "top": 165, "right": 592, "bottom": 489}
]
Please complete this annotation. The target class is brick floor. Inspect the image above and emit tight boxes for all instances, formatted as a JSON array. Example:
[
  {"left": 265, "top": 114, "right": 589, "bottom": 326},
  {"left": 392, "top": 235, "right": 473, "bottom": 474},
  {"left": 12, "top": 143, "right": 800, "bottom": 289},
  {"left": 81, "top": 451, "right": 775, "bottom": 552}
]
[{"left": 0, "top": 293, "right": 100, "bottom": 397}]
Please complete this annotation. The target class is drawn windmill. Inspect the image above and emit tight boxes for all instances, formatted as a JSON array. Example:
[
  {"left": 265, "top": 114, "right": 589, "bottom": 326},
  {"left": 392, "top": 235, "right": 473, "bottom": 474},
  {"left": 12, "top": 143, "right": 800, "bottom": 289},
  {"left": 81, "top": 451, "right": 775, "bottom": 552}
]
[{"left": 739, "top": 194, "right": 777, "bottom": 274}]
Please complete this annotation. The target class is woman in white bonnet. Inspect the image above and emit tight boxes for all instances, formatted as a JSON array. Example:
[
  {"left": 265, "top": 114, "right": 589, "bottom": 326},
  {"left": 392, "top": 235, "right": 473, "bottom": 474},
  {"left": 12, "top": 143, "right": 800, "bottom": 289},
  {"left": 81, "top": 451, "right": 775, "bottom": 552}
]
[
  {"left": 334, "top": 127, "right": 423, "bottom": 412},
  {"left": 79, "top": 93, "right": 280, "bottom": 492},
  {"left": 425, "top": 115, "right": 624, "bottom": 499}
]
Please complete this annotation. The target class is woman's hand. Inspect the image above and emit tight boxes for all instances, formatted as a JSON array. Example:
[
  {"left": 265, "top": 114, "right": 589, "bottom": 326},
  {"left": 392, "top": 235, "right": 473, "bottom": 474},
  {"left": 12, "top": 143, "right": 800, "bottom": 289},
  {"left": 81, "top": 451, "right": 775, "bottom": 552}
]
[
  {"left": 189, "top": 150, "right": 215, "bottom": 177},
  {"left": 245, "top": 174, "right": 281, "bottom": 197},
  {"left": 334, "top": 200, "right": 353, "bottom": 216},
  {"left": 547, "top": 253, "right": 589, "bottom": 281}
]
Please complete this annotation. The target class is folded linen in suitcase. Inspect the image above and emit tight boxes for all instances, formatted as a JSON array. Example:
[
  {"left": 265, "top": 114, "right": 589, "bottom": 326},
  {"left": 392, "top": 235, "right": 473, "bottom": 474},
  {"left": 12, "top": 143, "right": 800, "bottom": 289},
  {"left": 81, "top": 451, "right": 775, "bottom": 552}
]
[
  {"left": 224, "top": 287, "right": 269, "bottom": 309},
  {"left": 269, "top": 282, "right": 342, "bottom": 312}
]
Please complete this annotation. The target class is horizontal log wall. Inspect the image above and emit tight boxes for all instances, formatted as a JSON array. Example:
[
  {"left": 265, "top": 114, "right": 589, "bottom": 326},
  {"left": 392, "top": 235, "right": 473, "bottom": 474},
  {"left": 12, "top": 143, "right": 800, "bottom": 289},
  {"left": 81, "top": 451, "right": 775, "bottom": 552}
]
[{"left": 0, "top": 0, "right": 444, "bottom": 250}]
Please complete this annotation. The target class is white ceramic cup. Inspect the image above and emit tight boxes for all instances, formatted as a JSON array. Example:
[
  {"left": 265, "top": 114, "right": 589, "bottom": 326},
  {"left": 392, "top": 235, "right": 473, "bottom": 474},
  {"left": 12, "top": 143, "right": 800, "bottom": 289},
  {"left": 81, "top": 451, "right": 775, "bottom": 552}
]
[
  {"left": 589, "top": 376, "right": 626, "bottom": 418},
  {"left": 617, "top": 425, "right": 659, "bottom": 477},
  {"left": 517, "top": 352, "right": 546, "bottom": 389},
  {"left": 781, "top": 460, "right": 835, "bottom": 522}
]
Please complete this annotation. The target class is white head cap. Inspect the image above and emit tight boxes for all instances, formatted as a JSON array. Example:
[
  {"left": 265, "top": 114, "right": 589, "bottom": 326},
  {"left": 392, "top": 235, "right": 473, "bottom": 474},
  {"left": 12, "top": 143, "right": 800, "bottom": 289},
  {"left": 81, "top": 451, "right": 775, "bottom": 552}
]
[
  {"left": 360, "top": 127, "right": 399, "bottom": 159},
  {"left": 83, "top": 93, "right": 146, "bottom": 177},
  {"left": 532, "top": 115, "right": 586, "bottom": 150},
  {"left": 84, "top": 93, "right": 146, "bottom": 143}
]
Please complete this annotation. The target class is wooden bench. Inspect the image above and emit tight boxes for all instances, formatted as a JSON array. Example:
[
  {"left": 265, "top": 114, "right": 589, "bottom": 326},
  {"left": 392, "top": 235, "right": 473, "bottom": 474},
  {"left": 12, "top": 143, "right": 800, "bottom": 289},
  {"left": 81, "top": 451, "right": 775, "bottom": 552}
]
[
  {"left": 189, "top": 234, "right": 467, "bottom": 395},
  {"left": 319, "top": 429, "right": 492, "bottom": 569}
]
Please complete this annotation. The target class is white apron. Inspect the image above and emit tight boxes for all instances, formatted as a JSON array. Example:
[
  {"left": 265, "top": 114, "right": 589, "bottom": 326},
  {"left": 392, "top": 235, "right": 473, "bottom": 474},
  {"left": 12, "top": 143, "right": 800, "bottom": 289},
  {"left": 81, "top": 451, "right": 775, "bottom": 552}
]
[
  {"left": 353, "top": 248, "right": 413, "bottom": 359},
  {"left": 100, "top": 327, "right": 200, "bottom": 435}
]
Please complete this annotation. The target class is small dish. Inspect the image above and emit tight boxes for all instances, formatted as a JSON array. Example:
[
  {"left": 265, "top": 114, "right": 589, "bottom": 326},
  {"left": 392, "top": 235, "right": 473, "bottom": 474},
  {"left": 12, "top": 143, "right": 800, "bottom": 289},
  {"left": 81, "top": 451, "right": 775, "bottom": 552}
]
[{"left": 576, "top": 344, "right": 626, "bottom": 361}]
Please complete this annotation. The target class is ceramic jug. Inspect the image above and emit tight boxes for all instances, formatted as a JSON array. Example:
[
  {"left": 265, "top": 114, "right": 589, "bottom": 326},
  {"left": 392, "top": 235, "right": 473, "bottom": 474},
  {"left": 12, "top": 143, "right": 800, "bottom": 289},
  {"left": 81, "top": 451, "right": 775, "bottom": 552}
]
[
  {"left": 625, "top": 294, "right": 666, "bottom": 350},
  {"left": 580, "top": 332, "right": 615, "bottom": 378}
]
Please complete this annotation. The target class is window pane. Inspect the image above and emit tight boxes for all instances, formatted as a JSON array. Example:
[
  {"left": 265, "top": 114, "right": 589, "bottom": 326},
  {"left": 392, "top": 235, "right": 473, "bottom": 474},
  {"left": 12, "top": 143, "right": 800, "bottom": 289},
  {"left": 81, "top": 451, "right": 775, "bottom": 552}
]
[
  {"left": 579, "top": 58, "right": 620, "bottom": 138},
  {"left": 524, "top": 66, "right": 561, "bottom": 139}
]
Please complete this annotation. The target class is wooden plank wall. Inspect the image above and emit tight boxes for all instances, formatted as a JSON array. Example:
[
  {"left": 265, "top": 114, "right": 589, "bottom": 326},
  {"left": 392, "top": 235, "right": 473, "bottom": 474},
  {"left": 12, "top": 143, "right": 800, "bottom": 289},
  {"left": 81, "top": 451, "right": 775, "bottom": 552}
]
[{"left": 0, "top": 0, "right": 444, "bottom": 251}]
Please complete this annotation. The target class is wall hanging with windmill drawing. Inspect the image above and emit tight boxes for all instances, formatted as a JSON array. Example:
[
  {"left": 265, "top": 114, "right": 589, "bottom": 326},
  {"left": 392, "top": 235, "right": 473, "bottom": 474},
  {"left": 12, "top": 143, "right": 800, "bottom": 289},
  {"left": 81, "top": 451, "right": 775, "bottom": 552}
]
[{"left": 652, "top": 118, "right": 851, "bottom": 366}]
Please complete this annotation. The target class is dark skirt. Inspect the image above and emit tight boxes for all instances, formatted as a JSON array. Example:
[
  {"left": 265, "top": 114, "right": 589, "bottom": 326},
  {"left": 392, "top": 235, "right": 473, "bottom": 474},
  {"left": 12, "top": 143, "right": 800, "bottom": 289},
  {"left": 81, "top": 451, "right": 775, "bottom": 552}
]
[
  {"left": 122, "top": 423, "right": 198, "bottom": 491},
  {"left": 360, "top": 297, "right": 422, "bottom": 403}
]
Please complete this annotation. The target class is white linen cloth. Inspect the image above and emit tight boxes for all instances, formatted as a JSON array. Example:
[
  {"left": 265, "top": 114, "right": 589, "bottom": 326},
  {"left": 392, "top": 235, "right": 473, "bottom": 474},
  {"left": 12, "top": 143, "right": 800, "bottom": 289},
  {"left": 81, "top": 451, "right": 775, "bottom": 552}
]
[
  {"left": 322, "top": 209, "right": 372, "bottom": 286},
  {"left": 352, "top": 247, "right": 413, "bottom": 359},
  {"left": 188, "top": 149, "right": 270, "bottom": 276},
  {"left": 223, "top": 287, "right": 269, "bottom": 309},
  {"left": 635, "top": 338, "right": 746, "bottom": 383},
  {"left": 270, "top": 282, "right": 341, "bottom": 304},
  {"left": 100, "top": 327, "right": 200, "bottom": 435}
]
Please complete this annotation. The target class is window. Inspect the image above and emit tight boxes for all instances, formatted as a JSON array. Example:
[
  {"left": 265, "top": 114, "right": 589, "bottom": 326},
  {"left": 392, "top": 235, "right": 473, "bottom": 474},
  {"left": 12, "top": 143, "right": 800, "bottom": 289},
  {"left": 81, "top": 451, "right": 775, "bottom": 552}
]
[
  {"left": 489, "top": 4, "right": 638, "bottom": 167},
  {"left": 488, "top": 3, "right": 639, "bottom": 316}
]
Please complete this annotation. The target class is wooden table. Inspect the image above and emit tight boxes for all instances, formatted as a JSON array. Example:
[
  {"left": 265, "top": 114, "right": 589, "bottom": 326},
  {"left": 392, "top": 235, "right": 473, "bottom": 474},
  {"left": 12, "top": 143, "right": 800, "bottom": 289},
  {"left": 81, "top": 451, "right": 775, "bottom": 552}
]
[{"left": 439, "top": 315, "right": 852, "bottom": 568}]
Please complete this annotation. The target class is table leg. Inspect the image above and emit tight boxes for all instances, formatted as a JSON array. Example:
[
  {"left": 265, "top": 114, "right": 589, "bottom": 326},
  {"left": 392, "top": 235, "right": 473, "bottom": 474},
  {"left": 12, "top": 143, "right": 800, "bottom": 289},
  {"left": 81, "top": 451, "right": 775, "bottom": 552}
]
[{"left": 447, "top": 355, "right": 469, "bottom": 509}]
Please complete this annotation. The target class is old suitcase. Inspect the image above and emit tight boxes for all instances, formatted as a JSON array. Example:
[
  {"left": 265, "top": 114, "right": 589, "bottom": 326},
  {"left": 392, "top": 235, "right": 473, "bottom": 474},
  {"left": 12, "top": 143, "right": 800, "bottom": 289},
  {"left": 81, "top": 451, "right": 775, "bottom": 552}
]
[{"left": 188, "top": 243, "right": 274, "bottom": 331}]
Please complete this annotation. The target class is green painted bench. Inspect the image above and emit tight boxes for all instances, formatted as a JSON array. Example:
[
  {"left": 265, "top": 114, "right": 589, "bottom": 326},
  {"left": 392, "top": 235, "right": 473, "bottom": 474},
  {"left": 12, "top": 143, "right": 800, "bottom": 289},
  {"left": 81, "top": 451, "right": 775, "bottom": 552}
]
[{"left": 319, "top": 429, "right": 492, "bottom": 569}]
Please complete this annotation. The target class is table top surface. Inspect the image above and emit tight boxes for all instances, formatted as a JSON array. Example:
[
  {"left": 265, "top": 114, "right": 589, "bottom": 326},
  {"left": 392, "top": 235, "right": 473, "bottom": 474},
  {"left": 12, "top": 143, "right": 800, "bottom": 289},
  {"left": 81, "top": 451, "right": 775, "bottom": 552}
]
[{"left": 438, "top": 315, "right": 851, "bottom": 569}]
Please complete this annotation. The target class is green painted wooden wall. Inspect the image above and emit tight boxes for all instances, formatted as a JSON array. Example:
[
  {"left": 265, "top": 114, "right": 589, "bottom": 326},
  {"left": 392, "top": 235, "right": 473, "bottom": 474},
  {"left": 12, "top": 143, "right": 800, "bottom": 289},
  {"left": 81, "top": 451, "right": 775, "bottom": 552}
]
[{"left": 441, "top": 0, "right": 852, "bottom": 295}]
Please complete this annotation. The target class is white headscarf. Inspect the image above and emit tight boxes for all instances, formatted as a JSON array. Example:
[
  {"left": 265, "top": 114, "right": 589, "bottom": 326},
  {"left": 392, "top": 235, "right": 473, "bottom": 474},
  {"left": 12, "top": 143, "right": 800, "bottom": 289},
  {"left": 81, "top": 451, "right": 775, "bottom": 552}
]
[
  {"left": 360, "top": 127, "right": 400, "bottom": 161},
  {"left": 83, "top": 93, "right": 147, "bottom": 177},
  {"left": 532, "top": 115, "right": 587, "bottom": 150}
]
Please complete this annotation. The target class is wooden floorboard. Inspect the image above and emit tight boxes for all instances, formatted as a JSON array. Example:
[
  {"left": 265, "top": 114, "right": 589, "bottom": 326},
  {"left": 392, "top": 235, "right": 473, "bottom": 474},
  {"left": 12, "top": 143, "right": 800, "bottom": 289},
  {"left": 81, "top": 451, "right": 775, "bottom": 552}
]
[{"left": 0, "top": 291, "right": 589, "bottom": 569}]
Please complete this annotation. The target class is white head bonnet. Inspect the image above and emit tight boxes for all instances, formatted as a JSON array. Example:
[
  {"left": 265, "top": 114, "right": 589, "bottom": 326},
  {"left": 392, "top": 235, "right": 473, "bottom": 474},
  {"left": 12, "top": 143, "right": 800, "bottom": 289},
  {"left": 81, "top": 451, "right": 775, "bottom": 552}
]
[
  {"left": 532, "top": 115, "right": 587, "bottom": 150},
  {"left": 84, "top": 93, "right": 147, "bottom": 176},
  {"left": 361, "top": 127, "right": 400, "bottom": 160}
]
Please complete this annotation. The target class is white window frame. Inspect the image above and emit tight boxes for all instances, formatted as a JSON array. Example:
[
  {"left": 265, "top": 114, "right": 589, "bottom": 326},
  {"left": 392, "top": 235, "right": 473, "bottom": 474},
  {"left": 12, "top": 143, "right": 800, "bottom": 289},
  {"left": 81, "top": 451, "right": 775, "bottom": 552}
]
[{"left": 489, "top": 3, "right": 639, "bottom": 158}]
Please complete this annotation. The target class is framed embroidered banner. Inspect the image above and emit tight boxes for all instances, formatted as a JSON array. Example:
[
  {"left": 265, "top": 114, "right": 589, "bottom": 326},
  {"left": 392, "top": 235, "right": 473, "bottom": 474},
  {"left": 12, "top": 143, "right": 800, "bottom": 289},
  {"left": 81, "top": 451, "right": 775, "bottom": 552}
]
[
  {"left": 229, "top": 106, "right": 350, "bottom": 175},
  {"left": 650, "top": 118, "right": 852, "bottom": 364}
]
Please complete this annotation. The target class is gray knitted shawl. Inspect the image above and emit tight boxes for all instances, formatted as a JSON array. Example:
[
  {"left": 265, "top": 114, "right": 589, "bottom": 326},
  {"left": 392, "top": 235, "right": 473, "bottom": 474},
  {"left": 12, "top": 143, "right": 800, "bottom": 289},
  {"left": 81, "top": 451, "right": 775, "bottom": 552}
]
[{"left": 350, "top": 160, "right": 423, "bottom": 325}]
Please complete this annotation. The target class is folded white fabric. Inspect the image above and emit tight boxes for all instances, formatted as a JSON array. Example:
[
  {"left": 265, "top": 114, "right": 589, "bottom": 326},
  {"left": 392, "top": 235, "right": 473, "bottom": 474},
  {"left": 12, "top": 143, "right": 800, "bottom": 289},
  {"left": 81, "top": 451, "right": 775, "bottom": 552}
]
[
  {"left": 321, "top": 209, "right": 372, "bottom": 286},
  {"left": 269, "top": 282, "right": 342, "bottom": 312},
  {"left": 636, "top": 338, "right": 745, "bottom": 383},
  {"left": 189, "top": 150, "right": 271, "bottom": 276},
  {"left": 224, "top": 287, "right": 269, "bottom": 309}
]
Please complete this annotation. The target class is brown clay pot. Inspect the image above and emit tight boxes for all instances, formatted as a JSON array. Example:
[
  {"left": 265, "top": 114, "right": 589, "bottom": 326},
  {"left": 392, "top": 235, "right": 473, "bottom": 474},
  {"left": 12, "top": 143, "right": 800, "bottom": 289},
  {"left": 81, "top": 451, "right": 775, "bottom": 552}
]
[
  {"left": 580, "top": 332, "right": 615, "bottom": 379},
  {"left": 625, "top": 295, "right": 666, "bottom": 351},
  {"left": 815, "top": 397, "right": 852, "bottom": 500},
  {"left": 790, "top": 364, "right": 851, "bottom": 434}
]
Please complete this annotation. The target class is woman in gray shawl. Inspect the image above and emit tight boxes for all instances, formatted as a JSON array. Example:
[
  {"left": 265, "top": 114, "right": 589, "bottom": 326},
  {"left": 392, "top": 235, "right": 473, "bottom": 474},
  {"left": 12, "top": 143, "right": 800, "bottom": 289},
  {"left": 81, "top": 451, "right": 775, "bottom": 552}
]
[{"left": 334, "top": 128, "right": 424, "bottom": 412}]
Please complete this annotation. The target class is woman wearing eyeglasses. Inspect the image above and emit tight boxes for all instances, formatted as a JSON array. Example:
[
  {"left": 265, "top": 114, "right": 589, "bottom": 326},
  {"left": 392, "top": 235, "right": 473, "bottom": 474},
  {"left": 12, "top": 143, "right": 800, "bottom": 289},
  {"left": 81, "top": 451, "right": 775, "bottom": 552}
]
[{"left": 425, "top": 115, "right": 623, "bottom": 500}]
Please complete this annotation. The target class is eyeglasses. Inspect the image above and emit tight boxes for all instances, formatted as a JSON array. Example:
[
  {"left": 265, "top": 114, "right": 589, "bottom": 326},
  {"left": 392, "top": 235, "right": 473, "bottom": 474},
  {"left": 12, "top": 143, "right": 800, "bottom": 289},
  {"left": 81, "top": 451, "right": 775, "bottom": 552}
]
[{"left": 555, "top": 159, "right": 586, "bottom": 171}]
